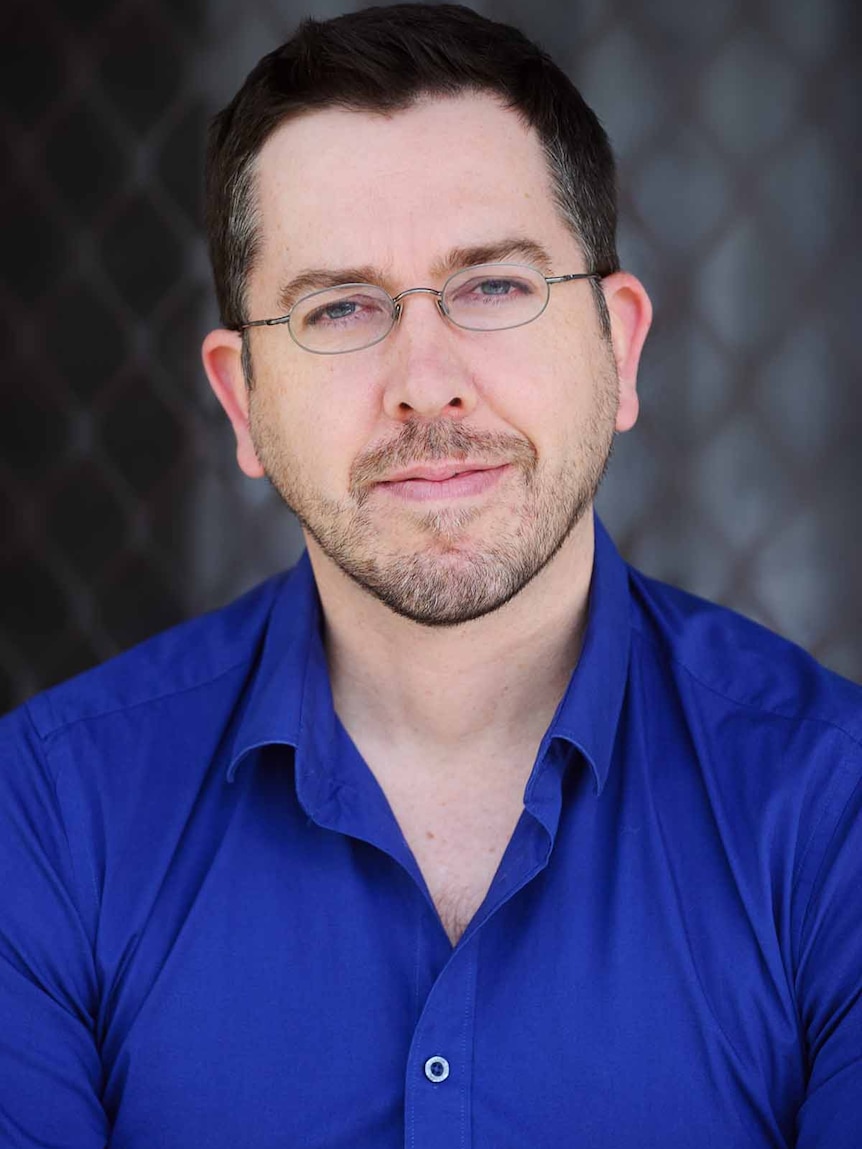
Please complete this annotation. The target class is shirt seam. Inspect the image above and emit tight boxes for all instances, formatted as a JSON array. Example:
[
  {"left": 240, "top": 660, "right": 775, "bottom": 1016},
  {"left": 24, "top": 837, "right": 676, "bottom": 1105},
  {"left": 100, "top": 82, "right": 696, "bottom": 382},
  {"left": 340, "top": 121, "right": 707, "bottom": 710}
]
[
  {"left": 631, "top": 618, "right": 862, "bottom": 964},
  {"left": 629, "top": 617, "right": 862, "bottom": 754},
  {"left": 797, "top": 769, "right": 862, "bottom": 945},
  {"left": 20, "top": 704, "right": 100, "bottom": 959},
  {"left": 28, "top": 656, "right": 259, "bottom": 913},
  {"left": 29, "top": 653, "right": 256, "bottom": 752}
]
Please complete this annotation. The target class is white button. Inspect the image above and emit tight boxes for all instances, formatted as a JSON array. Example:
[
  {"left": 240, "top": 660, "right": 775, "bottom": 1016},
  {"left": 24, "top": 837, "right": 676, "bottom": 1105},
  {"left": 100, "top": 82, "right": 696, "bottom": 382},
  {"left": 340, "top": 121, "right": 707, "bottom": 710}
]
[{"left": 424, "top": 1055, "right": 450, "bottom": 1083}]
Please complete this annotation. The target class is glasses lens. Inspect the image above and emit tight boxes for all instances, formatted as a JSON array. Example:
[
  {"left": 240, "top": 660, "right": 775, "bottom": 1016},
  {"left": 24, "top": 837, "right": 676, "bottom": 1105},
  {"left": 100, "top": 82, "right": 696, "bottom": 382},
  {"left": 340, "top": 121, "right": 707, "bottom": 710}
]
[
  {"left": 442, "top": 264, "right": 549, "bottom": 331},
  {"left": 290, "top": 284, "right": 395, "bottom": 353}
]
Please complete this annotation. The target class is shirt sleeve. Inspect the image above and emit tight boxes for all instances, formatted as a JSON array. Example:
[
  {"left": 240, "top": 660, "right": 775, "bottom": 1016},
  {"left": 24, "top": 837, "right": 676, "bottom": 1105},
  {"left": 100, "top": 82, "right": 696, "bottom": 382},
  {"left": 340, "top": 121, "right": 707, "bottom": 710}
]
[
  {"left": 0, "top": 706, "right": 109, "bottom": 1148},
  {"left": 794, "top": 757, "right": 862, "bottom": 1148}
]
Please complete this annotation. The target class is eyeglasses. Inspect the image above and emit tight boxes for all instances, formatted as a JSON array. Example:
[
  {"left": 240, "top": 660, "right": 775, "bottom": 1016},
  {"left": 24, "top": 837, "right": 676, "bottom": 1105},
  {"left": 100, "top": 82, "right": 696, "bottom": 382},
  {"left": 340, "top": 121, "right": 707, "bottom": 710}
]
[{"left": 238, "top": 262, "right": 602, "bottom": 355}]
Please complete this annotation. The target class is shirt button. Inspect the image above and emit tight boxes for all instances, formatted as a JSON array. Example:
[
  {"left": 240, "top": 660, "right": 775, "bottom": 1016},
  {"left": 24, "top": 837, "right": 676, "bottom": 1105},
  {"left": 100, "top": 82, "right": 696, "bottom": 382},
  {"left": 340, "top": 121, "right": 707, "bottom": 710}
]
[{"left": 424, "top": 1056, "right": 450, "bottom": 1083}]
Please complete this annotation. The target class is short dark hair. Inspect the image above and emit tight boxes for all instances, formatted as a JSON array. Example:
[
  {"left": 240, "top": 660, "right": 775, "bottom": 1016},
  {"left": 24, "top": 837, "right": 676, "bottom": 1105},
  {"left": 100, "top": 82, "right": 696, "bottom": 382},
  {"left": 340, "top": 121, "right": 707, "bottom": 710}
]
[{"left": 205, "top": 3, "right": 619, "bottom": 334}]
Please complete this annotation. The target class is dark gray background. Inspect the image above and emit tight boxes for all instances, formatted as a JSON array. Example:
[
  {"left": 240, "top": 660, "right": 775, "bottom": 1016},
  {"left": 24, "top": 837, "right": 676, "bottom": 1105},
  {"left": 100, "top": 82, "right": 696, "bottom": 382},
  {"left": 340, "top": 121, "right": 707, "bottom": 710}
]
[{"left": 1, "top": 0, "right": 859, "bottom": 713}]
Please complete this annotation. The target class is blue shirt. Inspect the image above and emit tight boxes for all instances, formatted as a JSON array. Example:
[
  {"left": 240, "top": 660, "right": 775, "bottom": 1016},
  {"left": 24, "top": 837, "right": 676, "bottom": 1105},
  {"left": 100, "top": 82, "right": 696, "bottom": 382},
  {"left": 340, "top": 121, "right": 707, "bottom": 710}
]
[{"left": 1, "top": 518, "right": 860, "bottom": 1149}]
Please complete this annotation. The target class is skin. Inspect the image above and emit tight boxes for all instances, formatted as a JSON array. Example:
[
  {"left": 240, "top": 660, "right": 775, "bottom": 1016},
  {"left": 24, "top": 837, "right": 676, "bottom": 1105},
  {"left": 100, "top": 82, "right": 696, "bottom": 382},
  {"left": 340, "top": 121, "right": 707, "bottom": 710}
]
[{"left": 203, "top": 94, "right": 652, "bottom": 936}]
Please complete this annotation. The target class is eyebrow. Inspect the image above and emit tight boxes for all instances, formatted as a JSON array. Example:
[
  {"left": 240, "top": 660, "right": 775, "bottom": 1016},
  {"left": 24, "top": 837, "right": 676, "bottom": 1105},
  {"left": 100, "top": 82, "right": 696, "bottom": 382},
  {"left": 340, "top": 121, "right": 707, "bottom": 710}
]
[{"left": 274, "top": 238, "right": 556, "bottom": 313}]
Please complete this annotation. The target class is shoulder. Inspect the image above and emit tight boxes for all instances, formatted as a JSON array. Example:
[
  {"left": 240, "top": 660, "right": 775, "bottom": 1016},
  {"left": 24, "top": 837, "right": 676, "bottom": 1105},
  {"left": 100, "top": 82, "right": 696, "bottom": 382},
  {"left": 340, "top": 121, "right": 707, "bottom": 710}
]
[
  {"left": 624, "top": 567, "right": 862, "bottom": 927},
  {"left": 625, "top": 565, "right": 862, "bottom": 855},
  {"left": 3, "top": 571, "right": 290, "bottom": 756},
  {"left": 627, "top": 565, "right": 862, "bottom": 748},
  {"left": 0, "top": 569, "right": 302, "bottom": 929}
]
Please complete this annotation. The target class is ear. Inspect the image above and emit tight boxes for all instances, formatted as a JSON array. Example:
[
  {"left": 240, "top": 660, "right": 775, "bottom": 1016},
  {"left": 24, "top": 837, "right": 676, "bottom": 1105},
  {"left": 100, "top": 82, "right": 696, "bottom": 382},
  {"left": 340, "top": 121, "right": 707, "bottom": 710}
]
[
  {"left": 201, "top": 328, "right": 265, "bottom": 479},
  {"left": 601, "top": 272, "right": 653, "bottom": 433}
]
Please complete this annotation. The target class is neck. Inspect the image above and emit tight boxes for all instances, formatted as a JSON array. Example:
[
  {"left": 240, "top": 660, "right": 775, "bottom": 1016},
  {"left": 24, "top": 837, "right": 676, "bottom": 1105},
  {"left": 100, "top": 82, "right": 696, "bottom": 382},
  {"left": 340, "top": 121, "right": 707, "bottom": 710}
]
[{"left": 306, "top": 514, "right": 596, "bottom": 766}]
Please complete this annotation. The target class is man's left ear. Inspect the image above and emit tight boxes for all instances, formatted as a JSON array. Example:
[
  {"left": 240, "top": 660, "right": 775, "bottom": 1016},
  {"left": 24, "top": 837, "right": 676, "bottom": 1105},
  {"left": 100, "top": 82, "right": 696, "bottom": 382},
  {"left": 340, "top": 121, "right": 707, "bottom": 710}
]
[{"left": 602, "top": 272, "right": 653, "bottom": 433}]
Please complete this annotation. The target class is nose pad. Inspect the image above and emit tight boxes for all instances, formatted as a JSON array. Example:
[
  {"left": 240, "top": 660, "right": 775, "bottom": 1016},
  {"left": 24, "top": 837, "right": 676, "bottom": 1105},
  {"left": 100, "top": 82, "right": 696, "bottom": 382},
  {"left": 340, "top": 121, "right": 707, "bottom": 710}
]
[
  {"left": 389, "top": 288, "right": 451, "bottom": 336},
  {"left": 380, "top": 291, "right": 477, "bottom": 419}
]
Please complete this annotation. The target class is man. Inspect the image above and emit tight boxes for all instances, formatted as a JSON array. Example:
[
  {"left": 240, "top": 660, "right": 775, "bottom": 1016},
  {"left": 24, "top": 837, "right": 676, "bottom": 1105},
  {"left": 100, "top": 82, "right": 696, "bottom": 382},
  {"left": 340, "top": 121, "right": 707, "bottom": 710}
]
[{"left": 0, "top": 5, "right": 859, "bottom": 1146}]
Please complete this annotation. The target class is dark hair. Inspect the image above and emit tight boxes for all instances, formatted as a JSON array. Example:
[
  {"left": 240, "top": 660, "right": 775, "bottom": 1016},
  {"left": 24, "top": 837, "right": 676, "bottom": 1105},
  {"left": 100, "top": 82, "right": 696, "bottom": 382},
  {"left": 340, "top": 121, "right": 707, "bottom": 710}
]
[{"left": 205, "top": 3, "right": 619, "bottom": 334}]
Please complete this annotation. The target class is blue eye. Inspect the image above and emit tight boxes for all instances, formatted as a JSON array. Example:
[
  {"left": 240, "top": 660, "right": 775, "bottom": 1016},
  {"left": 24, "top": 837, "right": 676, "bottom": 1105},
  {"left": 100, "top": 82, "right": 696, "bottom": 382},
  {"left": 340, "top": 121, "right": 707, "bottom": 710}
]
[
  {"left": 302, "top": 293, "right": 389, "bottom": 330},
  {"left": 479, "top": 279, "right": 516, "bottom": 296},
  {"left": 449, "top": 275, "right": 534, "bottom": 309},
  {"left": 312, "top": 300, "right": 358, "bottom": 324}
]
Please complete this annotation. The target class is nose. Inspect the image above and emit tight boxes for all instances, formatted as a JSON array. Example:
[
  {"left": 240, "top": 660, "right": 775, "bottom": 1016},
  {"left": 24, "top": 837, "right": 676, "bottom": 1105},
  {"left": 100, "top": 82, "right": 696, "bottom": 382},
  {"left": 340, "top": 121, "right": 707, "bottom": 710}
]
[{"left": 380, "top": 292, "right": 479, "bottom": 422}]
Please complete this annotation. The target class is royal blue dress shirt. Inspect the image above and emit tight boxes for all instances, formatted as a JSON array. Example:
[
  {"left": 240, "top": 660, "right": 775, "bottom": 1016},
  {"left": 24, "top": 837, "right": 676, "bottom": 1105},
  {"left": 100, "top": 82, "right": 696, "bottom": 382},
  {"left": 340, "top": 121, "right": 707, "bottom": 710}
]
[{"left": 1, "top": 518, "right": 860, "bottom": 1148}]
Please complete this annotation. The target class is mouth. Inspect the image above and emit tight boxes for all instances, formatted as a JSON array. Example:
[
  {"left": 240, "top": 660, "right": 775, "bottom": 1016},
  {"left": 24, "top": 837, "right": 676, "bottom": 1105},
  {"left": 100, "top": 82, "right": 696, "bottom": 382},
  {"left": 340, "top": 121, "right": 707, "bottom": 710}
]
[{"left": 375, "top": 462, "right": 511, "bottom": 502}]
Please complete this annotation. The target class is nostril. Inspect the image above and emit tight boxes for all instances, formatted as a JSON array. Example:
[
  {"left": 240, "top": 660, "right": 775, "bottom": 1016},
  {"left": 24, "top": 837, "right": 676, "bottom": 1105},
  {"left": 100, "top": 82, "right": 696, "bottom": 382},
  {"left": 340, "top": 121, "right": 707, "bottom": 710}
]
[{"left": 449, "top": 397, "right": 462, "bottom": 408}]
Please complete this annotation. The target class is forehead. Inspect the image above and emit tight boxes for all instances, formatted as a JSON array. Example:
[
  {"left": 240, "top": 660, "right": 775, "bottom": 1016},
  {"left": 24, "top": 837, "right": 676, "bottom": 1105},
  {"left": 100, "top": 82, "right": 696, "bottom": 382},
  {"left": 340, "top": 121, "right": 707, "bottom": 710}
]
[{"left": 251, "top": 93, "right": 578, "bottom": 283}]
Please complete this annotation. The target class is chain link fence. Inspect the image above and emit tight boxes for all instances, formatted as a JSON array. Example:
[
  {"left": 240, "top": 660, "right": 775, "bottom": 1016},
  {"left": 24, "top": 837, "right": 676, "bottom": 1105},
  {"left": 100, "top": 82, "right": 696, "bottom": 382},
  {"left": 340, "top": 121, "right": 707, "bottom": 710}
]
[{"left": 1, "top": 0, "right": 859, "bottom": 713}]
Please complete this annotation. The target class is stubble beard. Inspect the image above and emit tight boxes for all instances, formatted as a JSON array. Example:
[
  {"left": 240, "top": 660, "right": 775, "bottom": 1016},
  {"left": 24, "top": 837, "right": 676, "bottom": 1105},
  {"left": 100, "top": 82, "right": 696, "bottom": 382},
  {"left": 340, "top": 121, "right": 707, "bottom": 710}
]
[{"left": 249, "top": 368, "right": 618, "bottom": 628}]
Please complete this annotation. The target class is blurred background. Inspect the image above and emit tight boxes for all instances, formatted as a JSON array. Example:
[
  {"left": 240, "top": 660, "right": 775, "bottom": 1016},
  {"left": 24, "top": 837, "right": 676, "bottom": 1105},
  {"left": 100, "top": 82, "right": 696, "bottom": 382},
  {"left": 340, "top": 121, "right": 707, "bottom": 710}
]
[{"left": 1, "top": 0, "right": 859, "bottom": 712}]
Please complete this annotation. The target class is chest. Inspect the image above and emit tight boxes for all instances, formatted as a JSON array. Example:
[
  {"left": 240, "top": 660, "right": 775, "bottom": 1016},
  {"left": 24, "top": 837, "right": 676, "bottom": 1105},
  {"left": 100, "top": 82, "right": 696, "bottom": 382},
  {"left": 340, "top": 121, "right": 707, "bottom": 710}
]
[
  {"left": 376, "top": 772, "right": 528, "bottom": 945},
  {"left": 101, "top": 767, "right": 802, "bottom": 1149}
]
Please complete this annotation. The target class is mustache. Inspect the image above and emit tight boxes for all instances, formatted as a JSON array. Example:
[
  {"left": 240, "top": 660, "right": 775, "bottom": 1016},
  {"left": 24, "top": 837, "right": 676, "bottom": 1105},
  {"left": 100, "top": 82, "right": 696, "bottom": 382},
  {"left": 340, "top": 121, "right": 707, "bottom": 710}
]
[{"left": 349, "top": 421, "right": 537, "bottom": 497}]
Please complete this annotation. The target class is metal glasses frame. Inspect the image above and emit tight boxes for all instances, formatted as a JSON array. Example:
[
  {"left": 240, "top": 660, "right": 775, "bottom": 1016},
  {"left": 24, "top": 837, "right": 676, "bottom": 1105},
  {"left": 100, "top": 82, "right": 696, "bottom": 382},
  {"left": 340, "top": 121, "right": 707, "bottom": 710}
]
[{"left": 236, "top": 265, "right": 603, "bottom": 355}]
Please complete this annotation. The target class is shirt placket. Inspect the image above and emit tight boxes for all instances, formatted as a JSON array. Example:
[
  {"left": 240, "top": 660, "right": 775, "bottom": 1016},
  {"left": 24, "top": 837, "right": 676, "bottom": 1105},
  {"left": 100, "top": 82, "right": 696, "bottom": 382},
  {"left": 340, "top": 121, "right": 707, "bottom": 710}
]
[
  {"left": 404, "top": 938, "right": 479, "bottom": 1149},
  {"left": 400, "top": 798, "right": 558, "bottom": 1149}
]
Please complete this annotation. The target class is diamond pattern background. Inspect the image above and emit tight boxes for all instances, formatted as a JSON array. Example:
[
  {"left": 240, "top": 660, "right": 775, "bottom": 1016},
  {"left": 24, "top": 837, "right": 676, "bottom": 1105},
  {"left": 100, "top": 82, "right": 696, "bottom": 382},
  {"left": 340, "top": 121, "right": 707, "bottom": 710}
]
[{"left": 1, "top": 0, "right": 860, "bottom": 713}]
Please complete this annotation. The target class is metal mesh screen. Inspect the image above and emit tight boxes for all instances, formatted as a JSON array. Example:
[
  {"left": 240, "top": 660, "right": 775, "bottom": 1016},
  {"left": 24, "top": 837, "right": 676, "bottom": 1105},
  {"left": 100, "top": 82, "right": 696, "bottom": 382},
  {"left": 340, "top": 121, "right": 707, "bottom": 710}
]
[
  {"left": 1, "top": 0, "right": 216, "bottom": 711},
  {"left": 1, "top": 0, "right": 859, "bottom": 714}
]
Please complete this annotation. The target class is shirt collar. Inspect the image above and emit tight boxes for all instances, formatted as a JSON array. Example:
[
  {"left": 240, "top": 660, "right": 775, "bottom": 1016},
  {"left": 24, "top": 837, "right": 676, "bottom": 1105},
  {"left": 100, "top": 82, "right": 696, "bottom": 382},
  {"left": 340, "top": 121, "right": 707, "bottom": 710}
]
[
  {"left": 225, "top": 553, "right": 318, "bottom": 783},
  {"left": 227, "top": 514, "right": 632, "bottom": 799},
  {"left": 541, "top": 514, "right": 632, "bottom": 796}
]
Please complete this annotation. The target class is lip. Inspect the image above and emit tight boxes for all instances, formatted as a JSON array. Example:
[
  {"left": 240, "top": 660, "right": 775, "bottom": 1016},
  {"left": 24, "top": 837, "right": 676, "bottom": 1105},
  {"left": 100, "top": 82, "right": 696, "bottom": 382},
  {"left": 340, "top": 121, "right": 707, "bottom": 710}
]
[
  {"left": 375, "top": 462, "right": 510, "bottom": 502},
  {"left": 379, "top": 461, "right": 501, "bottom": 484}
]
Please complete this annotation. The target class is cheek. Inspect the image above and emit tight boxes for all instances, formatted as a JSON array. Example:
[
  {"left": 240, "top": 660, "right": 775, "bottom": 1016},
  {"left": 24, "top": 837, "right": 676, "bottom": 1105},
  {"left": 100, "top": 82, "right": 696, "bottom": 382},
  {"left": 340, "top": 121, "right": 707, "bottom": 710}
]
[
  {"left": 485, "top": 338, "right": 584, "bottom": 438},
  {"left": 517, "top": 345, "right": 615, "bottom": 464},
  {"left": 251, "top": 372, "right": 375, "bottom": 494}
]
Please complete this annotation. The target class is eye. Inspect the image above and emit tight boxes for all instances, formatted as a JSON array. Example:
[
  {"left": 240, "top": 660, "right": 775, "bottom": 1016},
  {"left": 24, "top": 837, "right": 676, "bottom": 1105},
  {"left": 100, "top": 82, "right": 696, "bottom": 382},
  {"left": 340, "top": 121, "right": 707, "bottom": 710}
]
[
  {"left": 315, "top": 299, "right": 359, "bottom": 322},
  {"left": 450, "top": 274, "right": 536, "bottom": 307},
  {"left": 300, "top": 290, "right": 390, "bottom": 329},
  {"left": 477, "top": 278, "right": 520, "bottom": 296}
]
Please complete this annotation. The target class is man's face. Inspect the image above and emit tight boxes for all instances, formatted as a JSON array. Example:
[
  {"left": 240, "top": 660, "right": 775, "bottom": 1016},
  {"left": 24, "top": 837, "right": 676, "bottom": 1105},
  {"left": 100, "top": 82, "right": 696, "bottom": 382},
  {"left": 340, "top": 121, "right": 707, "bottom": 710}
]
[{"left": 212, "top": 94, "right": 645, "bottom": 626}]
